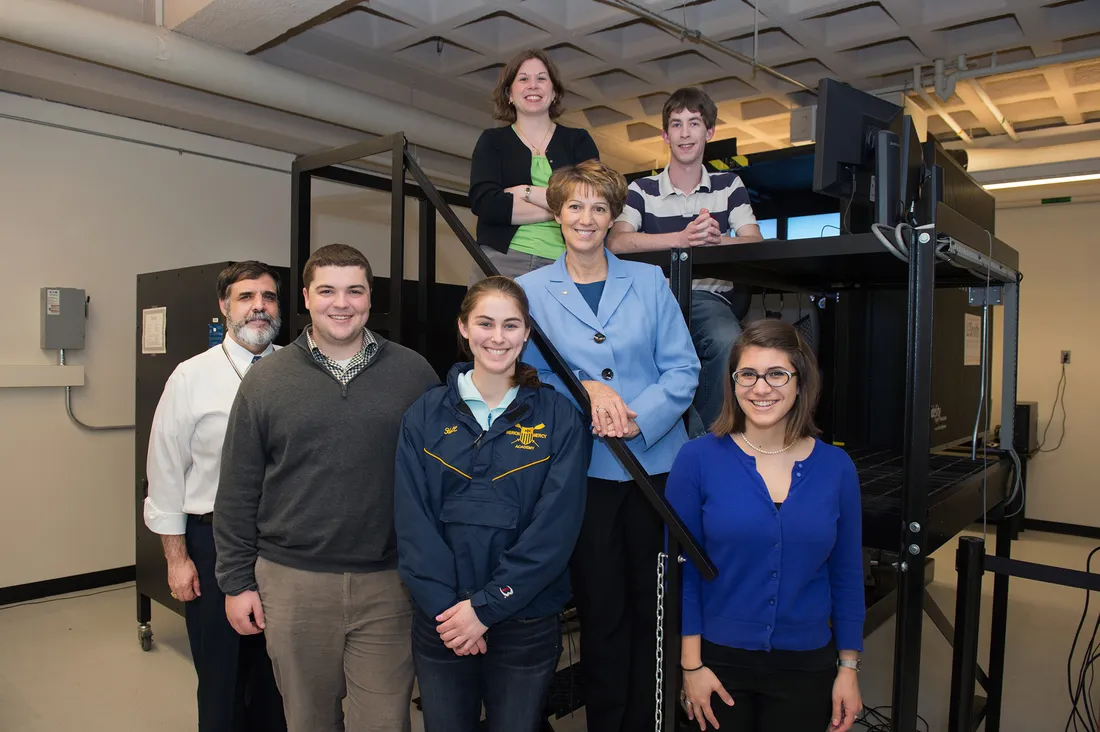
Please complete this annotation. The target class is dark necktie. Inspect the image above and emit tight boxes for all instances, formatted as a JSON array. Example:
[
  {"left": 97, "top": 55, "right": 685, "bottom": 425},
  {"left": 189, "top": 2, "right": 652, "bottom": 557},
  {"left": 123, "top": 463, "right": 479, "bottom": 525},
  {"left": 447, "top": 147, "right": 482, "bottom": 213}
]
[{"left": 251, "top": 355, "right": 261, "bottom": 364}]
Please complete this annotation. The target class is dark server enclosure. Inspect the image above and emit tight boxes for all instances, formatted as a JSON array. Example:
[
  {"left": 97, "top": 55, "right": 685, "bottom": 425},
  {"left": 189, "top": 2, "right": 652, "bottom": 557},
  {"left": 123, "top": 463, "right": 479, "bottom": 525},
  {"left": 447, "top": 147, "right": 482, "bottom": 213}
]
[{"left": 134, "top": 263, "right": 291, "bottom": 638}]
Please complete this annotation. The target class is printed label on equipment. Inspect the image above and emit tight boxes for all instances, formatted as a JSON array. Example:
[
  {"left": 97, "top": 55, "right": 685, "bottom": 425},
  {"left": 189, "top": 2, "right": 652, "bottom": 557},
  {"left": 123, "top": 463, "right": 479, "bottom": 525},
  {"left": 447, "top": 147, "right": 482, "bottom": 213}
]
[
  {"left": 964, "top": 313, "right": 981, "bottom": 366},
  {"left": 46, "top": 289, "right": 60, "bottom": 316}
]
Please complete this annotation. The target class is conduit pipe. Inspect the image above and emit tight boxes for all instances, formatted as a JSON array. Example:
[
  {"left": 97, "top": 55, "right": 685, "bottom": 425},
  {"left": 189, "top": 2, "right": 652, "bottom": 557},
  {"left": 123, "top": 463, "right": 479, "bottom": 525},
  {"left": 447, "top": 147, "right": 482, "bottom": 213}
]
[
  {"left": 967, "top": 79, "right": 1019, "bottom": 142},
  {"left": 0, "top": 0, "right": 482, "bottom": 159},
  {"left": 875, "top": 48, "right": 1100, "bottom": 99},
  {"left": 605, "top": 0, "right": 816, "bottom": 95},
  {"left": 915, "top": 66, "right": 972, "bottom": 144}
]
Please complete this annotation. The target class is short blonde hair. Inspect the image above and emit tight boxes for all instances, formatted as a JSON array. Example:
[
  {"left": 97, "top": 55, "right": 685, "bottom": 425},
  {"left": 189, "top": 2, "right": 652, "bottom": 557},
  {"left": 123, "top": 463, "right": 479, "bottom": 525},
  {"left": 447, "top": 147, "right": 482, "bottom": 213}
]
[{"left": 546, "top": 159, "right": 628, "bottom": 219}]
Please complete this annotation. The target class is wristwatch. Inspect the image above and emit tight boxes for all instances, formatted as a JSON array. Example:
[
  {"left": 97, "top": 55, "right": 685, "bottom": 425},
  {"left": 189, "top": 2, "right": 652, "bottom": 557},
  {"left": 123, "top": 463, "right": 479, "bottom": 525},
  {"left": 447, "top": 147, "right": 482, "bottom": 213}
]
[
  {"left": 523, "top": 185, "right": 532, "bottom": 203},
  {"left": 837, "top": 658, "right": 861, "bottom": 672}
]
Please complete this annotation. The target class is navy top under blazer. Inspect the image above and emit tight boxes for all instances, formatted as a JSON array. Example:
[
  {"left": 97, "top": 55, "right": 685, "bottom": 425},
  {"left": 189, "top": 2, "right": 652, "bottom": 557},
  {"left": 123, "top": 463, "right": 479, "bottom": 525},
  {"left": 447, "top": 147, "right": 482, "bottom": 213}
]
[{"left": 517, "top": 251, "right": 700, "bottom": 481}]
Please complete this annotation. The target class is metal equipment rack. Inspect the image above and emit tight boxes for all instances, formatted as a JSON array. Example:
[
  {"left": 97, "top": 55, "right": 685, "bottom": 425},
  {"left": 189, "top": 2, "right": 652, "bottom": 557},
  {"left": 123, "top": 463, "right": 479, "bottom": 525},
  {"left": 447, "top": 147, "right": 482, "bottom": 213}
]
[
  {"left": 625, "top": 168, "right": 1023, "bottom": 730},
  {"left": 136, "top": 132, "right": 1022, "bottom": 731}
]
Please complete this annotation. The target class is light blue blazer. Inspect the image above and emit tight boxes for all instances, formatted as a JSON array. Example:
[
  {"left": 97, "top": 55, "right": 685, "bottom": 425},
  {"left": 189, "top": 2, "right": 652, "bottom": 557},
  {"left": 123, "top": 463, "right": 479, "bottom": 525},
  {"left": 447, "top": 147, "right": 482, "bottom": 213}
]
[{"left": 517, "top": 250, "right": 700, "bottom": 481}]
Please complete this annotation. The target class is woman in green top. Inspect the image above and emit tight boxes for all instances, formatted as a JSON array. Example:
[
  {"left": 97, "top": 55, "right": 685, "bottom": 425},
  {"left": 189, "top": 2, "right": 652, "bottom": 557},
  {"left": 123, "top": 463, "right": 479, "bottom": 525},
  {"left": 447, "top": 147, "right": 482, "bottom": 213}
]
[{"left": 468, "top": 48, "right": 601, "bottom": 284}]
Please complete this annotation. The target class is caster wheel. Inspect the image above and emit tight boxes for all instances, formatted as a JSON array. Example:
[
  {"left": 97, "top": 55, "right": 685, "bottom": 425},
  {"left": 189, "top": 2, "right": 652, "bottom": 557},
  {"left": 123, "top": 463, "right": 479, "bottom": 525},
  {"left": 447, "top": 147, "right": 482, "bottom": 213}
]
[{"left": 139, "top": 624, "right": 154, "bottom": 652}]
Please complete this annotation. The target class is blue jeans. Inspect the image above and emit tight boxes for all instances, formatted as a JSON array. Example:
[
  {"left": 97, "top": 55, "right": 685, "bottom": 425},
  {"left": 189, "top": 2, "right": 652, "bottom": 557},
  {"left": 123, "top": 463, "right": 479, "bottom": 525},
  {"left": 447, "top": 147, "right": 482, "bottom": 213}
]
[
  {"left": 690, "top": 290, "right": 743, "bottom": 432},
  {"left": 411, "top": 609, "right": 561, "bottom": 732}
]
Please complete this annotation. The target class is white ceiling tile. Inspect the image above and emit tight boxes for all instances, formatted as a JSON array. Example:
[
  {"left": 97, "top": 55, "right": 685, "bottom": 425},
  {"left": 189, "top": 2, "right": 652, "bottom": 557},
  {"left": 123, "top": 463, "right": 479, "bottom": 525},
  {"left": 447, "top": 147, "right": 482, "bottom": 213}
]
[
  {"left": 452, "top": 11, "right": 552, "bottom": 52},
  {"left": 806, "top": 3, "right": 901, "bottom": 51},
  {"left": 370, "top": 0, "right": 489, "bottom": 26},
  {"left": 639, "top": 50, "right": 723, "bottom": 83}
]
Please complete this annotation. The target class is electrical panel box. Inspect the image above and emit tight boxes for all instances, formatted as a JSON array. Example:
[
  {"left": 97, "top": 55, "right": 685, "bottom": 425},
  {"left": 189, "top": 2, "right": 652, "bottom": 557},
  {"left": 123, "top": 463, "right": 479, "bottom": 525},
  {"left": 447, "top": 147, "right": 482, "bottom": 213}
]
[
  {"left": 790, "top": 105, "right": 817, "bottom": 145},
  {"left": 40, "top": 287, "right": 87, "bottom": 350}
]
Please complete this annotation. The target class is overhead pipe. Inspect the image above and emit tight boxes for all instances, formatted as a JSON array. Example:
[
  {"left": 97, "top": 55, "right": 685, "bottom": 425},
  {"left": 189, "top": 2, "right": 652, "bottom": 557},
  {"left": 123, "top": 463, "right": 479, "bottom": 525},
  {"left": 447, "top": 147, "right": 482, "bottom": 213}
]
[
  {"left": 604, "top": 0, "right": 816, "bottom": 95},
  {"left": 0, "top": 0, "right": 482, "bottom": 159},
  {"left": 874, "top": 48, "right": 1100, "bottom": 99},
  {"left": 914, "top": 65, "right": 973, "bottom": 144},
  {"left": 967, "top": 79, "right": 1019, "bottom": 142}
]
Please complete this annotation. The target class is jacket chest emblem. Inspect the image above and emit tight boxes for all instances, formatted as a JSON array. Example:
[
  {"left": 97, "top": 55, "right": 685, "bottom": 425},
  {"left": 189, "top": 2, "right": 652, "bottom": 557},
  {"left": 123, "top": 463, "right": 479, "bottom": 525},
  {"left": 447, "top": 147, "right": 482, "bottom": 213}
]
[
  {"left": 507, "top": 423, "right": 546, "bottom": 450},
  {"left": 443, "top": 425, "right": 458, "bottom": 435}
]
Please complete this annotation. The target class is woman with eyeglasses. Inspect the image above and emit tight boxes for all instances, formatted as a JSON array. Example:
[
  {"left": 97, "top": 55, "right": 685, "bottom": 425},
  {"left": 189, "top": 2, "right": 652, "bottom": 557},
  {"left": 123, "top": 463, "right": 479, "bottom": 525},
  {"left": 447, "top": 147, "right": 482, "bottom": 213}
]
[{"left": 665, "top": 318, "right": 865, "bottom": 732}]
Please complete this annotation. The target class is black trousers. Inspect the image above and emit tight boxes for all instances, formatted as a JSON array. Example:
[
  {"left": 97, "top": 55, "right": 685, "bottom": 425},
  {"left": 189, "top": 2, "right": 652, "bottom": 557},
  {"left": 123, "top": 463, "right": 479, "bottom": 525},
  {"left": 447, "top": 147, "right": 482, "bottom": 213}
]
[
  {"left": 185, "top": 516, "right": 286, "bottom": 732},
  {"left": 699, "top": 641, "right": 837, "bottom": 732},
  {"left": 571, "top": 474, "right": 667, "bottom": 732}
]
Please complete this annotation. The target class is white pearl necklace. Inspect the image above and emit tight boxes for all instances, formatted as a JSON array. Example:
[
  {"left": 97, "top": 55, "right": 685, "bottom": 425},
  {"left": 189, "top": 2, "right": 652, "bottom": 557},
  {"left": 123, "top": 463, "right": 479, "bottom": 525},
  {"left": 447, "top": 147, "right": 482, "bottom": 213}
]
[{"left": 738, "top": 432, "right": 796, "bottom": 455}]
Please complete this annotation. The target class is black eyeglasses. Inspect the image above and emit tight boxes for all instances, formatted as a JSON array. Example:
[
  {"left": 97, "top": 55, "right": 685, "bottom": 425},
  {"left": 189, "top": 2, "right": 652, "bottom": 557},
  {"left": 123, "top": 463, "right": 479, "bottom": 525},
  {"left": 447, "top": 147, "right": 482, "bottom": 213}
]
[{"left": 731, "top": 369, "right": 797, "bottom": 388}]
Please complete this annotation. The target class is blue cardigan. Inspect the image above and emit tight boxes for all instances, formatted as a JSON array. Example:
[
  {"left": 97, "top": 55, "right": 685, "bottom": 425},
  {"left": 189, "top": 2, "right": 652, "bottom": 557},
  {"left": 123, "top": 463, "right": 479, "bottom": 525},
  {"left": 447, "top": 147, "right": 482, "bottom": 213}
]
[
  {"left": 517, "top": 251, "right": 699, "bottom": 481},
  {"left": 666, "top": 434, "right": 866, "bottom": 652}
]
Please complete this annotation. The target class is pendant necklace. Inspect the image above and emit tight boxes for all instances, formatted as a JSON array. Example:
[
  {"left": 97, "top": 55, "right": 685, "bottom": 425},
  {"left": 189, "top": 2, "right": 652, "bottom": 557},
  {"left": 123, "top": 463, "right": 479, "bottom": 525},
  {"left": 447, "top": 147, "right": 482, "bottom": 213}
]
[{"left": 515, "top": 123, "right": 555, "bottom": 156}]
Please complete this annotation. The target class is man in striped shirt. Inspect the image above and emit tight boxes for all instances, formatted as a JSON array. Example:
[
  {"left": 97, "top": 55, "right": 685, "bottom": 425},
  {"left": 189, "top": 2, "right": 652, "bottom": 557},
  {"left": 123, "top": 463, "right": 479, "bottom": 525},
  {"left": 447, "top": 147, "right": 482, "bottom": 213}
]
[{"left": 608, "top": 87, "right": 763, "bottom": 432}]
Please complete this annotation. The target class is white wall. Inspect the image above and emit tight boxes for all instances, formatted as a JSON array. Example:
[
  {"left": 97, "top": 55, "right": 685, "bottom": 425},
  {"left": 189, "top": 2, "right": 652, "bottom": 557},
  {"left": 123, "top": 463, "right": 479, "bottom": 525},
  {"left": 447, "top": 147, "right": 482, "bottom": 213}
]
[
  {"left": 994, "top": 200, "right": 1100, "bottom": 527},
  {"left": 0, "top": 93, "right": 479, "bottom": 590},
  {"left": 0, "top": 92, "right": 293, "bottom": 588}
]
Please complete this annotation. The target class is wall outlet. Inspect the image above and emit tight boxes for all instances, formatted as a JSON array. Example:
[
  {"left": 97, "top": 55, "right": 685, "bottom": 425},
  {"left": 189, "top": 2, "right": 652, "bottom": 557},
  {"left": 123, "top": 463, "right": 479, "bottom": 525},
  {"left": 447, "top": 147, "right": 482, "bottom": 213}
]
[{"left": 1061, "top": 350, "right": 1071, "bottom": 364}]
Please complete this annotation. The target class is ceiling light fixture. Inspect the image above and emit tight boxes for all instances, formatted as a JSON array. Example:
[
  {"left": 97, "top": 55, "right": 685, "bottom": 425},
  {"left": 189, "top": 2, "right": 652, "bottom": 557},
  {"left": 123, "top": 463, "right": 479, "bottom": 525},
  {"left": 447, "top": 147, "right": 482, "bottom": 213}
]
[{"left": 983, "top": 173, "right": 1100, "bottom": 190}]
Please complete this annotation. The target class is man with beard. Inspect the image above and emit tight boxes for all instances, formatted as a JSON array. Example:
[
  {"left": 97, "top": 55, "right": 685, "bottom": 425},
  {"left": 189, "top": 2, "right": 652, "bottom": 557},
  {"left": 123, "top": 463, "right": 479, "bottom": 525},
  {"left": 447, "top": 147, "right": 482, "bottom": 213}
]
[{"left": 144, "top": 260, "right": 287, "bottom": 732}]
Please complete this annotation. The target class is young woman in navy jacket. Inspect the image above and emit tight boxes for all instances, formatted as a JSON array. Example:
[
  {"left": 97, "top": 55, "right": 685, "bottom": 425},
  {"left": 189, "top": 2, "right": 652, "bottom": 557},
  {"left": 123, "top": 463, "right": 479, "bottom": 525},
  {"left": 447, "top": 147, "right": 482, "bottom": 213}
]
[
  {"left": 394, "top": 275, "right": 590, "bottom": 732},
  {"left": 666, "top": 319, "right": 865, "bottom": 732}
]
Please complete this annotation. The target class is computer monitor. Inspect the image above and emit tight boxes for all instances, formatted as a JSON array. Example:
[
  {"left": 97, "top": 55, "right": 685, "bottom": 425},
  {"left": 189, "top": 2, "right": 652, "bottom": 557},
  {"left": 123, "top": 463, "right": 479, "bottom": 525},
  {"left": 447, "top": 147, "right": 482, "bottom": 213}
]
[
  {"left": 812, "top": 79, "right": 904, "bottom": 227},
  {"left": 896, "top": 115, "right": 925, "bottom": 225},
  {"left": 757, "top": 218, "right": 778, "bottom": 239},
  {"left": 787, "top": 212, "right": 841, "bottom": 240}
]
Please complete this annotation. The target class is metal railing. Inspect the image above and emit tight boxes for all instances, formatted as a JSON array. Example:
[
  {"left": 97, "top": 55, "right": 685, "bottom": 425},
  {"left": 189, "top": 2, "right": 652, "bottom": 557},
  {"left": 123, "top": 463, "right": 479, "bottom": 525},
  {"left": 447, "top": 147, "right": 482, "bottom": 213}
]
[{"left": 290, "top": 133, "right": 716, "bottom": 730}]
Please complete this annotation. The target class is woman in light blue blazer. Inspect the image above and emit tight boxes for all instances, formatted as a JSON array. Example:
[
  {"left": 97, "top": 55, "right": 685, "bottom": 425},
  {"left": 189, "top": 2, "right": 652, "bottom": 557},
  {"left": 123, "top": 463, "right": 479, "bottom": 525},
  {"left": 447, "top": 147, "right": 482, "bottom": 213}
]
[{"left": 515, "top": 159, "right": 700, "bottom": 732}]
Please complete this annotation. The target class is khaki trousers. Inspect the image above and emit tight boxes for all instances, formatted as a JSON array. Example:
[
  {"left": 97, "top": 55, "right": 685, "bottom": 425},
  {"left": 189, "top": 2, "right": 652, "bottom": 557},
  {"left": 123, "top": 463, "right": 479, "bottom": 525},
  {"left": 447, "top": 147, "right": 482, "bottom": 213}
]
[{"left": 255, "top": 557, "right": 414, "bottom": 732}]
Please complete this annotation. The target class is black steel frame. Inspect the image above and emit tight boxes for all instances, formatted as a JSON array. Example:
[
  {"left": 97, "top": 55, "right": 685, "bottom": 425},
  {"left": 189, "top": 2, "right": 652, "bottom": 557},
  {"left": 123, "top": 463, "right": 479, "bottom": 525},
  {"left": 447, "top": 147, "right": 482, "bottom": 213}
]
[
  {"left": 290, "top": 133, "right": 716, "bottom": 730},
  {"left": 651, "top": 162, "right": 1022, "bottom": 731},
  {"left": 949, "top": 535, "right": 1100, "bottom": 732}
]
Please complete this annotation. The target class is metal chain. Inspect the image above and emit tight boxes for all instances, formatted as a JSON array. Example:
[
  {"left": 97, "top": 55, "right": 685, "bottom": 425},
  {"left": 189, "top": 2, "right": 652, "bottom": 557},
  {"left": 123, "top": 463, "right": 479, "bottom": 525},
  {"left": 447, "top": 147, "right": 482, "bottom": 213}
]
[{"left": 655, "top": 551, "right": 667, "bottom": 732}]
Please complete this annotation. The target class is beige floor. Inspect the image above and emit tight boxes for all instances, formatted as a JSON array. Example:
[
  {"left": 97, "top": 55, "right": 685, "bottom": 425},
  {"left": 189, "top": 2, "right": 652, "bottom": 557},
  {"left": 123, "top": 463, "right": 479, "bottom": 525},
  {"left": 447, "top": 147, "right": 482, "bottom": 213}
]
[{"left": 1, "top": 527, "right": 1096, "bottom": 731}]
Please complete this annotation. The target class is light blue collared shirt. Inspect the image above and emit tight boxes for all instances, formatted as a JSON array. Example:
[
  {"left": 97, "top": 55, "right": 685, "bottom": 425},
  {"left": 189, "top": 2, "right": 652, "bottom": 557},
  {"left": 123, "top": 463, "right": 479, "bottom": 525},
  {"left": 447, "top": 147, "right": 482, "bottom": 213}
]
[{"left": 457, "top": 371, "right": 520, "bottom": 432}]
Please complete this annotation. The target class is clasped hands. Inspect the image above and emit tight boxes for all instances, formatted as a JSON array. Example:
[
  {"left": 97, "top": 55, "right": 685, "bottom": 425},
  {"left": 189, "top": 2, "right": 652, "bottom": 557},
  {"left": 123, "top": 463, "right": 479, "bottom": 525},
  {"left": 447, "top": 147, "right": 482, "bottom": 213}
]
[
  {"left": 680, "top": 210, "right": 722, "bottom": 248},
  {"left": 582, "top": 381, "right": 640, "bottom": 440},
  {"left": 436, "top": 599, "right": 489, "bottom": 656}
]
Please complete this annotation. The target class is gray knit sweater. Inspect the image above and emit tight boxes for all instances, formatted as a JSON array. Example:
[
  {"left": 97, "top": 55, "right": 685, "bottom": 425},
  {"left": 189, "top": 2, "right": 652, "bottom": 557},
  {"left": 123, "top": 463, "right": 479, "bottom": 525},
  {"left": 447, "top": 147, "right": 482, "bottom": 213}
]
[{"left": 214, "top": 330, "right": 439, "bottom": 595}]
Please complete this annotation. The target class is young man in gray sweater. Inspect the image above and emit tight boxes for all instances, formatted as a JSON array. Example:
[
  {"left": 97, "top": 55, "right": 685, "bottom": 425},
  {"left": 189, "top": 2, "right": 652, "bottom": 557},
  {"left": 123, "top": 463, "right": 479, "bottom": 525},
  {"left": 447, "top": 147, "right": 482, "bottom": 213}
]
[{"left": 214, "top": 244, "right": 440, "bottom": 732}]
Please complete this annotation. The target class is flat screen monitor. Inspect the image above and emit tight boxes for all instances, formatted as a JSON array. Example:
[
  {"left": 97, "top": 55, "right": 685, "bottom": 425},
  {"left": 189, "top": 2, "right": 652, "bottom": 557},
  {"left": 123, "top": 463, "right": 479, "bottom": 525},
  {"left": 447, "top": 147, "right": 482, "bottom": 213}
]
[
  {"left": 812, "top": 78, "right": 903, "bottom": 222},
  {"left": 787, "top": 212, "right": 841, "bottom": 240},
  {"left": 757, "top": 218, "right": 778, "bottom": 239}
]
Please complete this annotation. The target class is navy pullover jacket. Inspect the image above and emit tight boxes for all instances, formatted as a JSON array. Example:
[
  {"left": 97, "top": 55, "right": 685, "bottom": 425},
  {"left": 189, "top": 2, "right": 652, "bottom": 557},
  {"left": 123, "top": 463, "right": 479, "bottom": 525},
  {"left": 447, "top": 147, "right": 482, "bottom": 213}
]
[{"left": 394, "top": 363, "right": 591, "bottom": 626}]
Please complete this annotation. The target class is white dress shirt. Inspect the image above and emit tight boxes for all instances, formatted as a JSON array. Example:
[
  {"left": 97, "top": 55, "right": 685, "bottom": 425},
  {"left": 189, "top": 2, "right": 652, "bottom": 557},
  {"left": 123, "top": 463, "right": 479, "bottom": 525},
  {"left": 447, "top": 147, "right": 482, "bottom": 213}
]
[{"left": 143, "top": 337, "right": 277, "bottom": 535}]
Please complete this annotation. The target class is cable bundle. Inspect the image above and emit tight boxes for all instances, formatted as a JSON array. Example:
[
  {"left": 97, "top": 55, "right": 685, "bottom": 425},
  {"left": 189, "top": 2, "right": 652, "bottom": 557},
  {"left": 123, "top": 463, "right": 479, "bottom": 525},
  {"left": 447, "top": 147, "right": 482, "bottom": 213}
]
[
  {"left": 854, "top": 704, "right": 929, "bottom": 731},
  {"left": 1066, "top": 547, "right": 1100, "bottom": 732}
]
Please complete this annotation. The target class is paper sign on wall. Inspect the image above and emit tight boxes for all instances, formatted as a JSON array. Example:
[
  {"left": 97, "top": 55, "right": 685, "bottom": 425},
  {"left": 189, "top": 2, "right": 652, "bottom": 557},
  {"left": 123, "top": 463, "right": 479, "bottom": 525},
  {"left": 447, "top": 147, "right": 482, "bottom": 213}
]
[
  {"left": 142, "top": 307, "right": 167, "bottom": 355},
  {"left": 964, "top": 313, "right": 982, "bottom": 366}
]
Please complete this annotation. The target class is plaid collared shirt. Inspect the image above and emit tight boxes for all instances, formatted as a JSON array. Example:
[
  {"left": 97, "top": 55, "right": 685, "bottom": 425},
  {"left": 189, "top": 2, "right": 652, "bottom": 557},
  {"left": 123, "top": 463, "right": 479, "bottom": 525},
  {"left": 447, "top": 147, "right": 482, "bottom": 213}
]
[{"left": 305, "top": 325, "right": 379, "bottom": 386}]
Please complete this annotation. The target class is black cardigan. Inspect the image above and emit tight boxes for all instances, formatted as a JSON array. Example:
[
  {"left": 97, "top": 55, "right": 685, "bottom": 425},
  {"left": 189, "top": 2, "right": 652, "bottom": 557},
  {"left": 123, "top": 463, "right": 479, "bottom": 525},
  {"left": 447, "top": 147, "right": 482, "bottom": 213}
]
[{"left": 469, "top": 124, "right": 600, "bottom": 254}]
